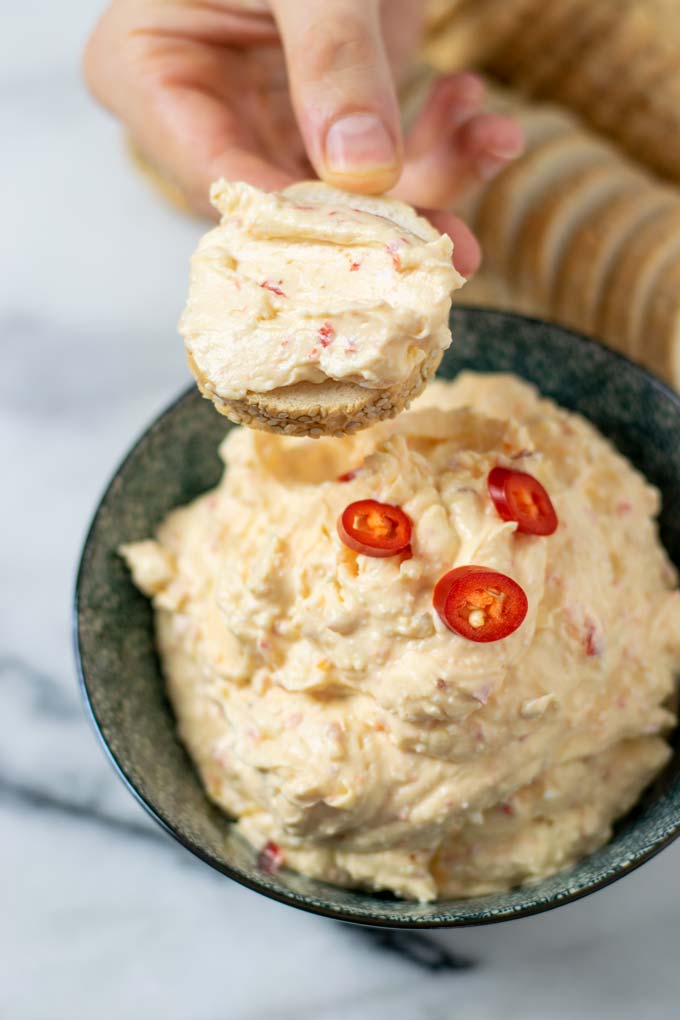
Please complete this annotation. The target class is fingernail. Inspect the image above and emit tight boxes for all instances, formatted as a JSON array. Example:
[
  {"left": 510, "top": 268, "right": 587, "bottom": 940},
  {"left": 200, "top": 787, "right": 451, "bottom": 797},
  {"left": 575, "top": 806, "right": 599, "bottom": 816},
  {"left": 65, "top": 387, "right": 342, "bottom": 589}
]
[
  {"left": 489, "top": 138, "right": 525, "bottom": 159},
  {"left": 475, "top": 153, "right": 509, "bottom": 182},
  {"left": 325, "top": 114, "right": 397, "bottom": 175}
]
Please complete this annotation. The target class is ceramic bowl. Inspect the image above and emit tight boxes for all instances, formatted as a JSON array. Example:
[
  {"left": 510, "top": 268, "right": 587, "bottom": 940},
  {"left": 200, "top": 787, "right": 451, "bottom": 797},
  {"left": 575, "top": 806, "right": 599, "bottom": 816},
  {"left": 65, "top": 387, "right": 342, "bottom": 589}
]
[{"left": 75, "top": 308, "right": 680, "bottom": 927}]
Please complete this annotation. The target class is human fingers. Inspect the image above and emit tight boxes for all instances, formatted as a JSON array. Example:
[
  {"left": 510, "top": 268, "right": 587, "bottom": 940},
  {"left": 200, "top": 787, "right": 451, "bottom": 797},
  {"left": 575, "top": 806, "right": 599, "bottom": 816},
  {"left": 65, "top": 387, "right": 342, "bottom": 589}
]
[
  {"left": 84, "top": 2, "right": 293, "bottom": 215},
  {"left": 395, "top": 74, "right": 524, "bottom": 209},
  {"left": 271, "top": 0, "right": 403, "bottom": 194}
]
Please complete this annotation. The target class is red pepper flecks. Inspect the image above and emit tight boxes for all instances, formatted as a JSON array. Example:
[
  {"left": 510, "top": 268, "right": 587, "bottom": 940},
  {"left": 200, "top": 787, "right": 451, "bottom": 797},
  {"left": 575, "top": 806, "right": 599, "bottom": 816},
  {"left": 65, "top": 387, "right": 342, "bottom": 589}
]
[
  {"left": 261, "top": 280, "right": 286, "bottom": 297},
  {"left": 349, "top": 260, "right": 361, "bottom": 271},
  {"left": 257, "top": 841, "right": 284, "bottom": 874},
  {"left": 386, "top": 241, "right": 401, "bottom": 271},
  {"left": 319, "top": 321, "right": 336, "bottom": 347},
  {"left": 584, "top": 619, "right": 603, "bottom": 657}
]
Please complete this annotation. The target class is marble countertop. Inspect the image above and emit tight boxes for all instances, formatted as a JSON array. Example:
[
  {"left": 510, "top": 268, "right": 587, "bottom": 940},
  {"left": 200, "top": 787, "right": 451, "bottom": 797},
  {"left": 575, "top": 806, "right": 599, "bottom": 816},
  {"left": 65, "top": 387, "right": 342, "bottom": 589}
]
[{"left": 3, "top": 4, "right": 679, "bottom": 1017}]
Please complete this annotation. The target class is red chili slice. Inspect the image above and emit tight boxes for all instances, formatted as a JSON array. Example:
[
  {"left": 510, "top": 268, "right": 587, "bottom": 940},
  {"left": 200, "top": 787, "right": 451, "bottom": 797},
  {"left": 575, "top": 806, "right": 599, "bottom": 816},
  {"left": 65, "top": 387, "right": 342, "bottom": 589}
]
[
  {"left": 433, "top": 566, "right": 528, "bottom": 642},
  {"left": 488, "top": 466, "right": 558, "bottom": 536},
  {"left": 337, "top": 499, "right": 412, "bottom": 557}
]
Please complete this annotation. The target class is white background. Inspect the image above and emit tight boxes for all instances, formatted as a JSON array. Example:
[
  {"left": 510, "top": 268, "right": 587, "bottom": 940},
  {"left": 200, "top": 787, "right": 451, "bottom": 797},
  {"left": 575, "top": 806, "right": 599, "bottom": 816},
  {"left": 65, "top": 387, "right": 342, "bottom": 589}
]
[{"left": 1, "top": 3, "right": 679, "bottom": 1017}]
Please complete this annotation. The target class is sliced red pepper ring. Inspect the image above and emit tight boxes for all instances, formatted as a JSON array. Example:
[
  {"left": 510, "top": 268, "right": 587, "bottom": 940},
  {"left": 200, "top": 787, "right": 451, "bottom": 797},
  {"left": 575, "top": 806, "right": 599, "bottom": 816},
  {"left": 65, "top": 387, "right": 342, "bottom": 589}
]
[
  {"left": 337, "top": 499, "right": 412, "bottom": 557},
  {"left": 488, "top": 466, "right": 558, "bottom": 536},
  {"left": 433, "top": 565, "right": 528, "bottom": 642}
]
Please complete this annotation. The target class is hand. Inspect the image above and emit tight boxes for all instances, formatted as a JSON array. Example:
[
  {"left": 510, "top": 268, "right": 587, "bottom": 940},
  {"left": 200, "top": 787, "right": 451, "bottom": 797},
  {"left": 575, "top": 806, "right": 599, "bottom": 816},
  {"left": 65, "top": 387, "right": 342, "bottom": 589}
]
[{"left": 84, "top": 0, "right": 524, "bottom": 276}]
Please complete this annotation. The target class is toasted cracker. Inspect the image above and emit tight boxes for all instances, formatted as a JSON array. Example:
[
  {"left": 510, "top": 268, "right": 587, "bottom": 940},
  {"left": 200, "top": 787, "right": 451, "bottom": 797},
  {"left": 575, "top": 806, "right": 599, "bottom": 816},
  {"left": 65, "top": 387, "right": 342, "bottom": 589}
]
[
  {"left": 512, "top": 163, "right": 641, "bottom": 306},
  {"left": 596, "top": 201, "right": 680, "bottom": 362},
  {"left": 487, "top": 0, "right": 562, "bottom": 80},
  {"left": 634, "top": 248, "right": 680, "bottom": 386},
  {"left": 187, "top": 349, "right": 443, "bottom": 438},
  {"left": 515, "top": 106, "right": 577, "bottom": 148},
  {"left": 423, "top": 0, "right": 535, "bottom": 72},
  {"left": 513, "top": 2, "right": 613, "bottom": 99},
  {"left": 622, "top": 100, "right": 680, "bottom": 182},
  {"left": 552, "top": 187, "right": 666, "bottom": 334},
  {"left": 503, "top": 0, "right": 600, "bottom": 95},
  {"left": 483, "top": 0, "right": 680, "bottom": 185},
  {"left": 475, "top": 133, "right": 608, "bottom": 278}
]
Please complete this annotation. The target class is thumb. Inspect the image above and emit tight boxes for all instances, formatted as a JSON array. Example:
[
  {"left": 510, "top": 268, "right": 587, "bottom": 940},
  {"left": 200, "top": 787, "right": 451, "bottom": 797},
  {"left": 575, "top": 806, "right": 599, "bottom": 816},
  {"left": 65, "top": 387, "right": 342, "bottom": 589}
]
[{"left": 271, "top": 0, "right": 402, "bottom": 193}]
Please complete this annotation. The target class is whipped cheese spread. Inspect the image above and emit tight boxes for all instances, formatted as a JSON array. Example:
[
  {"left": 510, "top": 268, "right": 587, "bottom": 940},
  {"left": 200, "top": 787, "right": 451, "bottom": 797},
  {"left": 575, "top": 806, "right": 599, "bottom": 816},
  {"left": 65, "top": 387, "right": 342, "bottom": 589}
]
[
  {"left": 179, "top": 180, "right": 463, "bottom": 401},
  {"left": 122, "top": 374, "right": 680, "bottom": 900}
]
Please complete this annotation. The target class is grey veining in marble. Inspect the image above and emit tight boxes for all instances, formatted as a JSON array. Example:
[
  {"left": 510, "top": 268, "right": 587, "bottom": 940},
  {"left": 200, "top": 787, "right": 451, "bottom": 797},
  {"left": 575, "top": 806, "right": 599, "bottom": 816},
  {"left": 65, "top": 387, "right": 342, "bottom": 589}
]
[{"left": 2, "top": 3, "right": 680, "bottom": 1018}]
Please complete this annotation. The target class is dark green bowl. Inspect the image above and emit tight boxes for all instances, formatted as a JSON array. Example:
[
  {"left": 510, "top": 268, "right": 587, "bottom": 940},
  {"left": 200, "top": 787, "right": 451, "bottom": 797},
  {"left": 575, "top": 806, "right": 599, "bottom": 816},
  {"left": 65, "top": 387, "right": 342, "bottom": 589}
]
[{"left": 75, "top": 308, "right": 680, "bottom": 927}]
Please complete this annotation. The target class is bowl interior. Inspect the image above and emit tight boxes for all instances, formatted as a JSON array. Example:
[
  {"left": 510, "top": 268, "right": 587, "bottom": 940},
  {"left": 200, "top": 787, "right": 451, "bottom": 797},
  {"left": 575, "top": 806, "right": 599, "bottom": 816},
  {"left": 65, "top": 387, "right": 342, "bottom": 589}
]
[{"left": 76, "top": 308, "right": 680, "bottom": 927}]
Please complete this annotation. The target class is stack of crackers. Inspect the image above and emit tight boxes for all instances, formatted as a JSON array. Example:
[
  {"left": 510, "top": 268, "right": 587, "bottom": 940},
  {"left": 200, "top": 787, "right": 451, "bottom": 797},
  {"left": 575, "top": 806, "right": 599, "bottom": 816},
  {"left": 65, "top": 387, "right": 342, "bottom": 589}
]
[
  {"left": 421, "top": 0, "right": 680, "bottom": 389},
  {"left": 432, "top": 0, "right": 680, "bottom": 184}
]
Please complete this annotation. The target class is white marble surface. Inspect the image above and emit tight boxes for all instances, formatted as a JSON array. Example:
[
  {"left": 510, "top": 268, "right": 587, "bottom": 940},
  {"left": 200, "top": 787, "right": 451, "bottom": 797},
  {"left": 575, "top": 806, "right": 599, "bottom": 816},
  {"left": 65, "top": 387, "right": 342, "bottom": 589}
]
[{"left": 2, "top": 4, "right": 680, "bottom": 1018}]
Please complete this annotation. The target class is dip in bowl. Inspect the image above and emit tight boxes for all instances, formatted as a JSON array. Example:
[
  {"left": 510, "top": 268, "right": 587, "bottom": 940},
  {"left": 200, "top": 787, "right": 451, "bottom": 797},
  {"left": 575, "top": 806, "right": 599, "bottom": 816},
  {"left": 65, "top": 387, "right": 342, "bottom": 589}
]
[{"left": 75, "top": 308, "right": 680, "bottom": 927}]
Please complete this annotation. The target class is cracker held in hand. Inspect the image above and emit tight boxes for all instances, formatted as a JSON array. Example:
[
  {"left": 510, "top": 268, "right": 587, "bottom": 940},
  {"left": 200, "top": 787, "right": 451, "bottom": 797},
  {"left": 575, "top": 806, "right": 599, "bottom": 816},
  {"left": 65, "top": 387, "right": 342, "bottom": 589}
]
[{"left": 180, "top": 180, "right": 464, "bottom": 437}]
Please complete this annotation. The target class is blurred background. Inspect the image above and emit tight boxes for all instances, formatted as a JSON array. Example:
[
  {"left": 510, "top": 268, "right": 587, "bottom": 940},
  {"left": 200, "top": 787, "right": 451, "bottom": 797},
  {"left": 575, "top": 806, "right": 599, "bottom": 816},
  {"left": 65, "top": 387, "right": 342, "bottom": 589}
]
[{"left": 2, "top": 2, "right": 680, "bottom": 1017}]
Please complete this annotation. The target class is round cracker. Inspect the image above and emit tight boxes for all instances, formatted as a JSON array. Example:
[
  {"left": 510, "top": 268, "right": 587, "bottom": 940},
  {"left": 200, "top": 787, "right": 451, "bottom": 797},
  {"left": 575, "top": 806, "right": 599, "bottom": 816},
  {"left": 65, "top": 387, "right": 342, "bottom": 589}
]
[
  {"left": 621, "top": 100, "right": 680, "bottom": 181},
  {"left": 187, "top": 349, "right": 443, "bottom": 438},
  {"left": 635, "top": 253, "right": 680, "bottom": 385},
  {"left": 514, "top": 105, "right": 578, "bottom": 147},
  {"left": 184, "top": 181, "right": 461, "bottom": 437},
  {"left": 460, "top": 103, "right": 574, "bottom": 232},
  {"left": 511, "top": 162, "right": 642, "bottom": 306},
  {"left": 544, "top": 6, "right": 645, "bottom": 111},
  {"left": 475, "top": 133, "right": 609, "bottom": 278},
  {"left": 488, "top": 0, "right": 576, "bottom": 81},
  {"left": 424, "top": 0, "right": 528, "bottom": 71},
  {"left": 551, "top": 186, "right": 667, "bottom": 335},
  {"left": 509, "top": 0, "right": 611, "bottom": 98},
  {"left": 596, "top": 200, "right": 680, "bottom": 361}
]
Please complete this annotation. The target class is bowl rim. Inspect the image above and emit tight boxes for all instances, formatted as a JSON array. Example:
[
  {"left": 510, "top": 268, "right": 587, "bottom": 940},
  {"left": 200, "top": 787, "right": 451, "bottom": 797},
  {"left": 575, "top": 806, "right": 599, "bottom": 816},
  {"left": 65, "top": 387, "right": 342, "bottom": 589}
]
[{"left": 74, "top": 307, "right": 680, "bottom": 928}]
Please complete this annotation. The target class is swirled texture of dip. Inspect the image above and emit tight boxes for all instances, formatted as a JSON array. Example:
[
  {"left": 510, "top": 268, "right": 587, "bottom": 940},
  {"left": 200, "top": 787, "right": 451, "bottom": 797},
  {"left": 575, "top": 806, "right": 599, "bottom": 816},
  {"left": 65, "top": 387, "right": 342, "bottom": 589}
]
[
  {"left": 122, "top": 374, "right": 680, "bottom": 900},
  {"left": 179, "top": 180, "right": 463, "bottom": 401}
]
